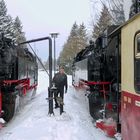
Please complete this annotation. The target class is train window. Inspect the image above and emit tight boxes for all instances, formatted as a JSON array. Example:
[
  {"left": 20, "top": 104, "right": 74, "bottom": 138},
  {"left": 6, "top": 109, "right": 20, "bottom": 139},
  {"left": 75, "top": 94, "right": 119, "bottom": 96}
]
[
  {"left": 135, "top": 34, "right": 140, "bottom": 93},
  {"left": 137, "top": 37, "right": 140, "bottom": 53},
  {"left": 135, "top": 34, "right": 140, "bottom": 57}
]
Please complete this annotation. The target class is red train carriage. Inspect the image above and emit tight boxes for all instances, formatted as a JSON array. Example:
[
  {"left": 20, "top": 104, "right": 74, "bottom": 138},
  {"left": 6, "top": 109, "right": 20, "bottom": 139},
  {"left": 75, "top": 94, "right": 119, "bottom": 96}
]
[{"left": 121, "top": 14, "right": 140, "bottom": 140}]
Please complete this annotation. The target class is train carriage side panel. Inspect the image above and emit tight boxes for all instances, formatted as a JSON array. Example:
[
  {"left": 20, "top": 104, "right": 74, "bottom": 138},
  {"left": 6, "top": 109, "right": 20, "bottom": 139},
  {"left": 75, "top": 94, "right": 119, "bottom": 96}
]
[{"left": 121, "top": 14, "right": 140, "bottom": 140}]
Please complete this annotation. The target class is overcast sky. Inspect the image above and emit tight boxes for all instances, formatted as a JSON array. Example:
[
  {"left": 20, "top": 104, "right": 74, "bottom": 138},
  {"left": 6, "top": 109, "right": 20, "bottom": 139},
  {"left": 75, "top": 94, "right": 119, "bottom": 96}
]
[
  {"left": 4, "top": 0, "right": 132, "bottom": 62},
  {"left": 4, "top": 0, "right": 92, "bottom": 61}
]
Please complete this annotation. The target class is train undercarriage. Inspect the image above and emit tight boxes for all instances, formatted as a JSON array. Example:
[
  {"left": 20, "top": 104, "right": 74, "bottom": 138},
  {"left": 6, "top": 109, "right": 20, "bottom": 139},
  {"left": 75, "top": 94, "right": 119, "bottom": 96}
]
[
  {"left": 0, "top": 78, "right": 37, "bottom": 123},
  {"left": 73, "top": 80, "right": 120, "bottom": 138}
]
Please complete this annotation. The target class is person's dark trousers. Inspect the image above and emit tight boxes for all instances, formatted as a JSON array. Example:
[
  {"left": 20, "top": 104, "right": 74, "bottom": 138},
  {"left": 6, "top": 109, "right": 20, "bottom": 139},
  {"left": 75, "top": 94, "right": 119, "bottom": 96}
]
[
  {"left": 54, "top": 90, "right": 59, "bottom": 108},
  {"left": 59, "top": 89, "right": 64, "bottom": 100},
  {"left": 59, "top": 89, "right": 64, "bottom": 113},
  {"left": 54, "top": 88, "right": 64, "bottom": 110}
]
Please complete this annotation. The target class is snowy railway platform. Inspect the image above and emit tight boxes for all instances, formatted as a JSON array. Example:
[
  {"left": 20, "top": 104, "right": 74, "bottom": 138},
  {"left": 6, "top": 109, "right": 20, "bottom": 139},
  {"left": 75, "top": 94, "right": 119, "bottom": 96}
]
[{"left": 0, "top": 70, "right": 114, "bottom": 140}]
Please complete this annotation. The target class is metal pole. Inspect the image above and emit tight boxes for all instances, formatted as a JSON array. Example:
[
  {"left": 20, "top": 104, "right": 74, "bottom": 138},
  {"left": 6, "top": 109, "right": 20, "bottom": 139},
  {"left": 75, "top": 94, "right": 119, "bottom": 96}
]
[
  {"left": 50, "top": 33, "right": 59, "bottom": 75},
  {"left": 54, "top": 37, "right": 56, "bottom": 76}
]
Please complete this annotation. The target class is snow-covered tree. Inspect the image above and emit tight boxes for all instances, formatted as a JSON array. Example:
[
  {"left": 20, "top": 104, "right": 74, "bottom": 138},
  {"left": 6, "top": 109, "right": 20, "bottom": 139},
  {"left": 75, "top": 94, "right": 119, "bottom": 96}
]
[
  {"left": 13, "top": 16, "right": 26, "bottom": 45},
  {"left": 0, "top": 0, "right": 26, "bottom": 44},
  {"left": 129, "top": 0, "right": 140, "bottom": 18},
  {"left": 0, "top": 0, "right": 7, "bottom": 16},
  {"left": 0, "top": 0, "right": 15, "bottom": 40}
]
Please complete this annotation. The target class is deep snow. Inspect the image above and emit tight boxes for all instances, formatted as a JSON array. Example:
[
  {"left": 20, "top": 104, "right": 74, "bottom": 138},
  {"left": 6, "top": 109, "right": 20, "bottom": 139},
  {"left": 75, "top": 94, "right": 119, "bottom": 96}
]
[{"left": 0, "top": 70, "right": 113, "bottom": 140}]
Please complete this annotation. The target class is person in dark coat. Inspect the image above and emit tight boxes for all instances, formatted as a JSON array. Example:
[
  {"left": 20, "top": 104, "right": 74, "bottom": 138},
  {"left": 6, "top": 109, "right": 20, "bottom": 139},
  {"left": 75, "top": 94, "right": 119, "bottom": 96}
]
[{"left": 52, "top": 66, "right": 68, "bottom": 109}]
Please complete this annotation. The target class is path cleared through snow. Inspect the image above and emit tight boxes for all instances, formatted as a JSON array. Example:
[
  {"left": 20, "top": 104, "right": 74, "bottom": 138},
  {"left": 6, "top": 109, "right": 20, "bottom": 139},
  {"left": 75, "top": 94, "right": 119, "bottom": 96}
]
[{"left": 0, "top": 70, "right": 113, "bottom": 140}]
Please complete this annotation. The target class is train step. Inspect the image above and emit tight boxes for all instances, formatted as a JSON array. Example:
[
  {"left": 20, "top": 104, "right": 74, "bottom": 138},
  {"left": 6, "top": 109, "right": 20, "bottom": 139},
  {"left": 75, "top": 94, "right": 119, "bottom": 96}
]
[{"left": 96, "top": 118, "right": 116, "bottom": 137}]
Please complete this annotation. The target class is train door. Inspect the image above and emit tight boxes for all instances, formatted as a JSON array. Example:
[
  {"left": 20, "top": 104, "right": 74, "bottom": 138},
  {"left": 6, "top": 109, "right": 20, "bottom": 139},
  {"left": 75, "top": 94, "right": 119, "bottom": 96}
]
[{"left": 121, "top": 14, "right": 140, "bottom": 140}]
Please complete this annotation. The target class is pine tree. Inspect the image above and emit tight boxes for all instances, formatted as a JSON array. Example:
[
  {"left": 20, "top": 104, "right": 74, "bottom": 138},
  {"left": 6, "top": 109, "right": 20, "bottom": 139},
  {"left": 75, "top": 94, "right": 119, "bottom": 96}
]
[
  {"left": 69, "top": 22, "right": 78, "bottom": 40},
  {"left": 0, "top": 1, "right": 26, "bottom": 44},
  {"left": 92, "top": 5, "right": 112, "bottom": 39},
  {"left": 57, "top": 22, "right": 88, "bottom": 74},
  {"left": 67, "top": 22, "right": 79, "bottom": 57},
  {"left": 0, "top": 0, "right": 15, "bottom": 40},
  {"left": 13, "top": 16, "right": 26, "bottom": 45},
  {"left": 0, "top": 0, "right": 8, "bottom": 32},
  {"left": 129, "top": 0, "right": 140, "bottom": 18},
  {"left": 14, "top": 17, "right": 22, "bottom": 33},
  {"left": 0, "top": 0, "right": 7, "bottom": 16},
  {"left": 4, "top": 15, "right": 15, "bottom": 39},
  {"left": 78, "top": 23, "right": 88, "bottom": 50},
  {"left": 91, "top": 0, "right": 125, "bottom": 34}
]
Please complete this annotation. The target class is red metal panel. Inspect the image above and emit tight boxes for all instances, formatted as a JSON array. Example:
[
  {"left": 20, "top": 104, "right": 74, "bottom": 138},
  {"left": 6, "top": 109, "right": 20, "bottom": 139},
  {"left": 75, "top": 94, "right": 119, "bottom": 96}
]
[
  {"left": 86, "top": 81, "right": 111, "bottom": 85},
  {"left": 2, "top": 79, "right": 37, "bottom": 96},
  {"left": 121, "top": 91, "right": 140, "bottom": 140},
  {"left": 96, "top": 119, "right": 116, "bottom": 137}
]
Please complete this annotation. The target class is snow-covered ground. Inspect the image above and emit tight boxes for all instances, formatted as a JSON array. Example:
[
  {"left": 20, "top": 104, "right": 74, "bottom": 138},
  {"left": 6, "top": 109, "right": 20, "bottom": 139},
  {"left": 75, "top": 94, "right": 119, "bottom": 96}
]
[{"left": 0, "top": 70, "right": 114, "bottom": 140}]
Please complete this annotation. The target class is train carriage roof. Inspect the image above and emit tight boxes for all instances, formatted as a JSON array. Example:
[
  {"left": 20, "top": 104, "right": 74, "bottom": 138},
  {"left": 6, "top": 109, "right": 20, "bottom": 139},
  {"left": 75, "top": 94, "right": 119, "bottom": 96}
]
[{"left": 109, "top": 13, "right": 140, "bottom": 38}]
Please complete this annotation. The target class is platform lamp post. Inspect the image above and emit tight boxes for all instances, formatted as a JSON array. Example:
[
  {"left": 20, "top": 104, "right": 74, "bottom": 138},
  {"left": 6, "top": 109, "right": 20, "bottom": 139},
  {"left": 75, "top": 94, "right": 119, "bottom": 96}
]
[{"left": 50, "top": 33, "right": 59, "bottom": 75}]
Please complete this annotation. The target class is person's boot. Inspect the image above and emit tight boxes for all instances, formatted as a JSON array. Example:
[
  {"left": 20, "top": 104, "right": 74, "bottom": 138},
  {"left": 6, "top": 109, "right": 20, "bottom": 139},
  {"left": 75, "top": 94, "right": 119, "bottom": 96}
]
[{"left": 55, "top": 104, "right": 59, "bottom": 109}]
